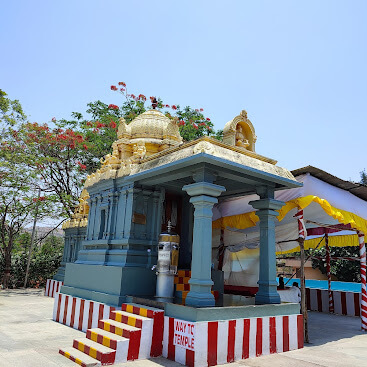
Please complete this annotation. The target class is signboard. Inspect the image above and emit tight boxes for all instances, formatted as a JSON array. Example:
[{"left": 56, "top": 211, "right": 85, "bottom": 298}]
[
  {"left": 158, "top": 250, "right": 170, "bottom": 261},
  {"left": 173, "top": 319, "right": 195, "bottom": 351},
  {"left": 132, "top": 212, "right": 146, "bottom": 225}
]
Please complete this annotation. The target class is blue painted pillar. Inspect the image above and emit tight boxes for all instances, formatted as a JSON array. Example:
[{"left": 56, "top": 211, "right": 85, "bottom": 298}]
[
  {"left": 182, "top": 182, "right": 225, "bottom": 307},
  {"left": 249, "top": 196, "right": 284, "bottom": 304}
]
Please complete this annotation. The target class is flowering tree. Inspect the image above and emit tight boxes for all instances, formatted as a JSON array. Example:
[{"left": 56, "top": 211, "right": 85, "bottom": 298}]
[
  {"left": 0, "top": 93, "right": 55, "bottom": 287},
  {"left": 110, "top": 82, "right": 216, "bottom": 141},
  {"left": 58, "top": 82, "right": 222, "bottom": 174}
]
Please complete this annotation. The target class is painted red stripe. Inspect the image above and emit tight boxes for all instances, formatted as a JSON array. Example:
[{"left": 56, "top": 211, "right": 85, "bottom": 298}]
[
  {"left": 97, "top": 334, "right": 103, "bottom": 344},
  {"left": 133, "top": 306, "right": 140, "bottom": 315},
  {"left": 242, "top": 318, "right": 250, "bottom": 359},
  {"left": 78, "top": 299, "right": 85, "bottom": 330},
  {"left": 297, "top": 315, "right": 304, "bottom": 349},
  {"left": 168, "top": 317, "right": 175, "bottom": 361},
  {"left": 269, "top": 317, "right": 276, "bottom": 354},
  {"left": 317, "top": 289, "right": 322, "bottom": 312},
  {"left": 51, "top": 281, "right": 55, "bottom": 298},
  {"left": 56, "top": 281, "right": 60, "bottom": 293},
  {"left": 306, "top": 288, "right": 311, "bottom": 310},
  {"left": 186, "top": 349, "right": 195, "bottom": 367},
  {"left": 110, "top": 339, "right": 117, "bottom": 349},
  {"left": 70, "top": 297, "right": 77, "bottom": 327},
  {"left": 88, "top": 302, "right": 94, "bottom": 329},
  {"left": 127, "top": 329, "right": 141, "bottom": 361},
  {"left": 256, "top": 318, "right": 262, "bottom": 357},
  {"left": 227, "top": 320, "right": 236, "bottom": 362},
  {"left": 341, "top": 292, "right": 347, "bottom": 315},
  {"left": 56, "top": 294, "right": 62, "bottom": 322},
  {"left": 62, "top": 296, "right": 69, "bottom": 324},
  {"left": 99, "top": 304, "right": 104, "bottom": 321},
  {"left": 283, "top": 316, "right": 289, "bottom": 352},
  {"left": 150, "top": 311, "right": 164, "bottom": 357},
  {"left": 147, "top": 309, "right": 154, "bottom": 318},
  {"left": 207, "top": 321, "right": 218, "bottom": 366},
  {"left": 84, "top": 344, "right": 90, "bottom": 356},
  {"left": 354, "top": 293, "right": 360, "bottom": 316}
]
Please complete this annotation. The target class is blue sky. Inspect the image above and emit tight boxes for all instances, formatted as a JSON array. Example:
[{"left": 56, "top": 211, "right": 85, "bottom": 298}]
[{"left": 1, "top": 0, "right": 366, "bottom": 182}]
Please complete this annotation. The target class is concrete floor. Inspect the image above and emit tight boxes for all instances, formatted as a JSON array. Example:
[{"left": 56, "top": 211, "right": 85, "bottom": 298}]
[{"left": 0, "top": 289, "right": 366, "bottom": 367}]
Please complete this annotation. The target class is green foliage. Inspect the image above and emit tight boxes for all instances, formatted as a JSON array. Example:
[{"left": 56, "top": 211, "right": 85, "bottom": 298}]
[
  {"left": 311, "top": 246, "right": 360, "bottom": 282},
  {"left": 0, "top": 233, "right": 63, "bottom": 288},
  {"left": 360, "top": 169, "right": 367, "bottom": 185},
  {"left": 58, "top": 82, "right": 222, "bottom": 174},
  {"left": 0, "top": 89, "right": 26, "bottom": 127}
]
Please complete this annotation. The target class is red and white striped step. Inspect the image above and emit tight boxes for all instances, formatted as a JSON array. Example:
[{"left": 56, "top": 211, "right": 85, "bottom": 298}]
[{"left": 59, "top": 301, "right": 164, "bottom": 366}]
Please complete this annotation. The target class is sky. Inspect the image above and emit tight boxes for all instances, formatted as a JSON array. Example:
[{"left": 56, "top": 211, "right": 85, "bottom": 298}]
[{"left": 1, "top": 0, "right": 366, "bottom": 183}]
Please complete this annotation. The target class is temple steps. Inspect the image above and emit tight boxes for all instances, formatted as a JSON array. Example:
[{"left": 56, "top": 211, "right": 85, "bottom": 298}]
[
  {"left": 59, "top": 302, "right": 164, "bottom": 366},
  {"left": 59, "top": 347, "right": 101, "bottom": 366},
  {"left": 73, "top": 337, "right": 116, "bottom": 365}
]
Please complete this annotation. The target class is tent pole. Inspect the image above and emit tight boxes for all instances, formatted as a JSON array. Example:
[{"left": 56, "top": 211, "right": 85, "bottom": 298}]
[
  {"left": 325, "top": 234, "right": 334, "bottom": 313},
  {"left": 299, "top": 237, "right": 309, "bottom": 343},
  {"left": 295, "top": 209, "right": 309, "bottom": 343},
  {"left": 357, "top": 231, "right": 367, "bottom": 331}
]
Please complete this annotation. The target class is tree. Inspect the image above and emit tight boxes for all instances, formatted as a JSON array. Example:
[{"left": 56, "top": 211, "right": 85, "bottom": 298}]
[
  {"left": 0, "top": 89, "right": 26, "bottom": 127},
  {"left": 360, "top": 169, "right": 367, "bottom": 185},
  {"left": 311, "top": 246, "right": 360, "bottom": 282},
  {"left": 0, "top": 92, "right": 56, "bottom": 287},
  {"left": 58, "top": 82, "right": 220, "bottom": 174}
]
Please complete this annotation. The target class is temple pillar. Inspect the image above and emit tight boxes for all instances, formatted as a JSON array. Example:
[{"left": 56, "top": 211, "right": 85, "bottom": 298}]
[
  {"left": 249, "top": 190, "right": 284, "bottom": 305},
  {"left": 182, "top": 182, "right": 225, "bottom": 307}
]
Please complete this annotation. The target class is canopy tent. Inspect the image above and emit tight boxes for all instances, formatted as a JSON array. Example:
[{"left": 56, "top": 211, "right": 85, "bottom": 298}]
[{"left": 211, "top": 169, "right": 367, "bottom": 287}]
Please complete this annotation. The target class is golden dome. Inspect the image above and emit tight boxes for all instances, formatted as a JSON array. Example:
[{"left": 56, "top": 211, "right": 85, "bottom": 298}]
[
  {"left": 84, "top": 109, "right": 183, "bottom": 188},
  {"left": 118, "top": 109, "right": 183, "bottom": 144}
]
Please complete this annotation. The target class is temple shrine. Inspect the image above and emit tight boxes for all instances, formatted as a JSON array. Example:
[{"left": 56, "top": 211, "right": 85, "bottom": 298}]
[{"left": 52, "top": 108, "right": 304, "bottom": 366}]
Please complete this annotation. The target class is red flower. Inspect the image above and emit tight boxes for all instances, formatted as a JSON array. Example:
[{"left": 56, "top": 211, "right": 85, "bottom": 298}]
[
  {"left": 51, "top": 117, "right": 56, "bottom": 122},
  {"left": 118, "top": 82, "right": 126, "bottom": 87},
  {"left": 77, "top": 161, "right": 87, "bottom": 170},
  {"left": 138, "top": 94, "right": 147, "bottom": 101},
  {"left": 178, "top": 120, "right": 185, "bottom": 126},
  {"left": 193, "top": 124, "right": 198, "bottom": 130},
  {"left": 165, "top": 104, "right": 170, "bottom": 108},
  {"left": 96, "top": 122, "right": 105, "bottom": 128},
  {"left": 200, "top": 108, "right": 204, "bottom": 112},
  {"left": 83, "top": 144, "right": 88, "bottom": 150},
  {"left": 171, "top": 105, "right": 177, "bottom": 110},
  {"left": 110, "top": 85, "right": 118, "bottom": 91},
  {"left": 39, "top": 196, "right": 46, "bottom": 201},
  {"left": 120, "top": 88, "right": 125, "bottom": 92},
  {"left": 108, "top": 104, "right": 119, "bottom": 110},
  {"left": 130, "top": 94, "right": 136, "bottom": 99},
  {"left": 110, "top": 121, "right": 117, "bottom": 129},
  {"left": 206, "top": 118, "right": 211, "bottom": 121}
]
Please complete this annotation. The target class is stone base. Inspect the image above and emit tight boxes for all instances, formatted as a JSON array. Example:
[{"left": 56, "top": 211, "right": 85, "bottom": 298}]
[
  {"left": 255, "top": 291, "right": 281, "bottom": 305},
  {"left": 53, "top": 265, "right": 65, "bottom": 282},
  {"left": 60, "top": 263, "right": 156, "bottom": 306}
]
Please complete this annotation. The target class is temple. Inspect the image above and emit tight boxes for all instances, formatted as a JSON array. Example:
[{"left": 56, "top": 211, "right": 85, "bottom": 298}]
[{"left": 54, "top": 108, "right": 304, "bottom": 366}]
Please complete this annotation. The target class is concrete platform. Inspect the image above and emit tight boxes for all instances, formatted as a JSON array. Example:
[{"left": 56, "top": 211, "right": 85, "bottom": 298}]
[{"left": 0, "top": 288, "right": 366, "bottom": 366}]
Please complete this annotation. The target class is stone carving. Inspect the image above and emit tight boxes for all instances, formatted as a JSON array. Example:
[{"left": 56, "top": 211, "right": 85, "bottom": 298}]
[
  {"left": 193, "top": 141, "right": 215, "bottom": 155},
  {"left": 223, "top": 110, "right": 257, "bottom": 152},
  {"left": 235, "top": 125, "right": 250, "bottom": 149},
  {"left": 132, "top": 141, "right": 146, "bottom": 161},
  {"left": 62, "top": 189, "right": 90, "bottom": 229},
  {"left": 117, "top": 157, "right": 133, "bottom": 178}
]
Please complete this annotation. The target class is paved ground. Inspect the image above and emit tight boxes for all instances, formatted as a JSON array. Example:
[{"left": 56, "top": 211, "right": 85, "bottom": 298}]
[{"left": 0, "top": 289, "right": 366, "bottom": 367}]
